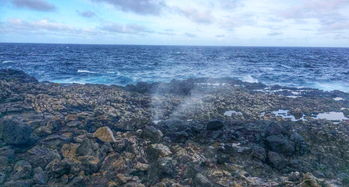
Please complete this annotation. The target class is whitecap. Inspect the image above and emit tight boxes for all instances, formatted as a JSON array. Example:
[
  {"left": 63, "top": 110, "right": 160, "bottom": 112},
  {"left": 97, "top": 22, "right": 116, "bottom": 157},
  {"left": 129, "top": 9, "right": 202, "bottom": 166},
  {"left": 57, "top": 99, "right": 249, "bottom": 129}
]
[
  {"left": 241, "top": 75, "right": 259, "bottom": 83},
  {"left": 77, "top": 69, "right": 97, "bottom": 73},
  {"left": 2, "top": 60, "right": 14, "bottom": 64},
  {"left": 333, "top": 97, "right": 344, "bottom": 101}
]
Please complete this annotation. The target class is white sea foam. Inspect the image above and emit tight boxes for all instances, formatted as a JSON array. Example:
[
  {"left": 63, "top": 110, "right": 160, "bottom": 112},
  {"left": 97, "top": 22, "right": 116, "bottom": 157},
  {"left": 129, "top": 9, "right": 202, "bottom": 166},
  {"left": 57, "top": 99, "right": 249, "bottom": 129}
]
[
  {"left": 2, "top": 60, "right": 14, "bottom": 64},
  {"left": 333, "top": 97, "right": 344, "bottom": 101},
  {"left": 224, "top": 110, "right": 243, "bottom": 117},
  {"left": 241, "top": 75, "right": 259, "bottom": 83},
  {"left": 316, "top": 112, "right": 348, "bottom": 121},
  {"left": 77, "top": 69, "right": 97, "bottom": 73}
]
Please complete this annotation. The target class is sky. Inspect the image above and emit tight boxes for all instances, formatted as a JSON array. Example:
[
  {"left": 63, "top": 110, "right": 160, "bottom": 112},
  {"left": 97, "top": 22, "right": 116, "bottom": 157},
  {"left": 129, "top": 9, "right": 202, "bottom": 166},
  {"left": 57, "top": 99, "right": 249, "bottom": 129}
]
[{"left": 0, "top": 0, "right": 349, "bottom": 47}]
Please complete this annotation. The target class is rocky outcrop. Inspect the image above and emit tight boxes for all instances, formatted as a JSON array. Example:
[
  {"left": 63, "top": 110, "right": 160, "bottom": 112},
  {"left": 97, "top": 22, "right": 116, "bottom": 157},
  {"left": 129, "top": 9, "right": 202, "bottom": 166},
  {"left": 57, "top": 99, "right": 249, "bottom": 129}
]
[{"left": 0, "top": 69, "right": 348, "bottom": 186}]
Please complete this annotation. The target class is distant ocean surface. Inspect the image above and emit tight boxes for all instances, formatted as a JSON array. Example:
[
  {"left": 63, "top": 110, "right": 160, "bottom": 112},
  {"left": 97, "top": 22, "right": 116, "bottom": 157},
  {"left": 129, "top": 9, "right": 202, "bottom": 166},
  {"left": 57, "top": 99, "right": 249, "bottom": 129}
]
[{"left": 1, "top": 43, "right": 348, "bottom": 92}]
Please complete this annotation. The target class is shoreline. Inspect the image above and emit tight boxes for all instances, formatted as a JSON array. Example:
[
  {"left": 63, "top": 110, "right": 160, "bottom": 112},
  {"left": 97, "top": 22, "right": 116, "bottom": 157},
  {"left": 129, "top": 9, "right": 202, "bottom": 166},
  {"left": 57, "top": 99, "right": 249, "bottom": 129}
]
[{"left": 1, "top": 69, "right": 349, "bottom": 186}]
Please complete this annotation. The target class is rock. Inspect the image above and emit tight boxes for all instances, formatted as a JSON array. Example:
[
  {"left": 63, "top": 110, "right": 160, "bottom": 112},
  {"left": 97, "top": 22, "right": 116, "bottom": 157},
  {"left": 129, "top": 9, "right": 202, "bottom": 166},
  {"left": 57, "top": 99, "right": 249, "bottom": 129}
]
[
  {"left": 45, "top": 159, "right": 71, "bottom": 178},
  {"left": 300, "top": 173, "right": 321, "bottom": 187},
  {"left": 76, "top": 138, "right": 99, "bottom": 156},
  {"left": 251, "top": 145, "right": 266, "bottom": 161},
  {"left": 149, "top": 157, "right": 177, "bottom": 181},
  {"left": 141, "top": 126, "right": 163, "bottom": 142},
  {"left": 156, "top": 120, "right": 200, "bottom": 143},
  {"left": 0, "top": 172, "right": 6, "bottom": 184},
  {"left": 23, "top": 145, "right": 61, "bottom": 168},
  {"left": 66, "top": 120, "right": 81, "bottom": 127},
  {"left": 93, "top": 126, "right": 116, "bottom": 143},
  {"left": 11, "top": 160, "right": 32, "bottom": 180},
  {"left": 290, "top": 132, "right": 308, "bottom": 155},
  {"left": 4, "top": 179, "right": 33, "bottom": 187},
  {"left": 33, "top": 167, "right": 47, "bottom": 184},
  {"left": 266, "top": 135, "right": 295, "bottom": 156},
  {"left": 146, "top": 144, "right": 172, "bottom": 161},
  {"left": 267, "top": 151, "right": 287, "bottom": 170},
  {"left": 194, "top": 173, "right": 215, "bottom": 187},
  {"left": 0, "top": 120, "right": 33, "bottom": 146},
  {"left": 206, "top": 120, "right": 224, "bottom": 131},
  {"left": 0, "top": 69, "right": 37, "bottom": 83}
]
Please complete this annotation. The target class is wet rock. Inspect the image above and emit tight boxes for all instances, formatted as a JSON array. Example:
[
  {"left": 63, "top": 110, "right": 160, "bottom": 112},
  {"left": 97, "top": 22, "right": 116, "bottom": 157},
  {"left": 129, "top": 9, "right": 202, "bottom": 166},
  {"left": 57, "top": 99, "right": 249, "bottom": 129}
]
[
  {"left": 33, "top": 167, "right": 47, "bottom": 184},
  {"left": 0, "top": 120, "right": 33, "bottom": 146},
  {"left": 11, "top": 160, "right": 32, "bottom": 180},
  {"left": 206, "top": 120, "right": 224, "bottom": 131},
  {"left": 93, "top": 126, "right": 116, "bottom": 143}
]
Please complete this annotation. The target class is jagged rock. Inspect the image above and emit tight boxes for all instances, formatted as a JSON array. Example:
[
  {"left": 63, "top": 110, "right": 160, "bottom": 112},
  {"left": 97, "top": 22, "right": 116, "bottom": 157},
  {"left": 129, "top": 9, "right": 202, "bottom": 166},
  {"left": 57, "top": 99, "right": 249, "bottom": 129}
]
[
  {"left": 76, "top": 138, "right": 99, "bottom": 156},
  {"left": 0, "top": 120, "right": 33, "bottom": 146},
  {"left": 141, "top": 126, "right": 163, "bottom": 142},
  {"left": 265, "top": 135, "right": 295, "bottom": 155},
  {"left": 11, "top": 160, "right": 32, "bottom": 180},
  {"left": 0, "top": 69, "right": 37, "bottom": 83},
  {"left": 206, "top": 120, "right": 224, "bottom": 131},
  {"left": 146, "top": 144, "right": 172, "bottom": 161},
  {"left": 93, "top": 126, "right": 116, "bottom": 143},
  {"left": 33, "top": 167, "right": 47, "bottom": 184},
  {"left": 45, "top": 159, "right": 71, "bottom": 178},
  {"left": 267, "top": 151, "right": 287, "bottom": 170},
  {"left": 23, "top": 145, "right": 61, "bottom": 168},
  {"left": 299, "top": 173, "right": 321, "bottom": 187}
]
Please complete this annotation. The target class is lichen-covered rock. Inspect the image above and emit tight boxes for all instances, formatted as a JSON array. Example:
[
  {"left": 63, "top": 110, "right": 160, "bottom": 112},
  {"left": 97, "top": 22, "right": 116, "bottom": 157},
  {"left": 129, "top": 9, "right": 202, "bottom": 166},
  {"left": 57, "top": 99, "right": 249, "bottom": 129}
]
[{"left": 93, "top": 126, "right": 116, "bottom": 143}]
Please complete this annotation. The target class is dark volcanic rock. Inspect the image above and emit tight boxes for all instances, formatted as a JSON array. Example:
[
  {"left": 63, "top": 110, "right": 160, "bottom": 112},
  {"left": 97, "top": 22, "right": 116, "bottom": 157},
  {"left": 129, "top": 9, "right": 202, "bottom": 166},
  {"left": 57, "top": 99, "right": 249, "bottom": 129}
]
[
  {"left": 0, "top": 120, "right": 33, "bottom": 146},
  {"left": 0, "top": 69, "right": 37, "bottom": 83},
  {"left": 0, "top": 69, "right": 348, "bottom": 186},
  {"left": 206, "top": 120, "right": 224, "bottom": 131}
]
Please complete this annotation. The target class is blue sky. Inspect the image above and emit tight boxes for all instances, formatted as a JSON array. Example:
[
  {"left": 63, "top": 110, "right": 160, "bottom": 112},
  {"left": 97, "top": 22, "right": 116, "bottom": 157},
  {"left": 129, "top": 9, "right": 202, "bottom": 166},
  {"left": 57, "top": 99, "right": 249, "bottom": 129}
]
[{"left": 1, "top": 0, "right": 349, "bottom": 46}]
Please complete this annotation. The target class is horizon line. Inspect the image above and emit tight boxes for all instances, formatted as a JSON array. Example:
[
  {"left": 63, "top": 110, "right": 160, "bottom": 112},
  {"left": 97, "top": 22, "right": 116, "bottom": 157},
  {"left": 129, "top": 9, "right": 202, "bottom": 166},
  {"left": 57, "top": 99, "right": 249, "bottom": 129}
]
[{"left": 0, "top": 42, "right": 348, "bottom": 48}]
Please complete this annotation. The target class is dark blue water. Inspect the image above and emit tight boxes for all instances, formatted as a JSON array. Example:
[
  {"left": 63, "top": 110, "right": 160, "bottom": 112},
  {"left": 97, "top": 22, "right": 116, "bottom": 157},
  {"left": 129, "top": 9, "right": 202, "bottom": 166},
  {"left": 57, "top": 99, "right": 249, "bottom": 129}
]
[{"left": 1, "top": 43, "right": 348, "bottom": 92}]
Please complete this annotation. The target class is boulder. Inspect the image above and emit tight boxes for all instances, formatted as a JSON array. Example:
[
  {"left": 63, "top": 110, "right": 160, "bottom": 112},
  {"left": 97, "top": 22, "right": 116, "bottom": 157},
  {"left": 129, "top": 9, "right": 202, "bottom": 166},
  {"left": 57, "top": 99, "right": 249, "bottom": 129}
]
[
  {"left": 141, "top": 126, "right": 163, "bottom": 142},
  {"left": 265, "top": 135, "right": 295, "bottom": 156},
  {"left": 267, "top": 151, "right": 287, "bottom": 170},
  {"left": 33, "top": 167, "right": 47, "bottom": 184},
  {"left": 11, "top": 160, "right": 32, "bottom": 180},
  {"left": 0, "top": 120, "right": 33, "bottom": 146},
  {"left": 207, "top": 120, "right": 224, "bottom": 131},
  {"left": 146, "top": 144, "right": 172, "bottom": 161},
  {"left": 93, "top": 126, "right": 116, "bottom": 143}
]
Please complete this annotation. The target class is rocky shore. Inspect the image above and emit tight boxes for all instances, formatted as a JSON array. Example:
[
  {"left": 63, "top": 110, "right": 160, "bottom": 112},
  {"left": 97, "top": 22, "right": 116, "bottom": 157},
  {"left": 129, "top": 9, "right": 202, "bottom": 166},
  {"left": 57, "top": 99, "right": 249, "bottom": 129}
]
[{"left": 1, "top": 69, "right": 349, "bottom": 186}]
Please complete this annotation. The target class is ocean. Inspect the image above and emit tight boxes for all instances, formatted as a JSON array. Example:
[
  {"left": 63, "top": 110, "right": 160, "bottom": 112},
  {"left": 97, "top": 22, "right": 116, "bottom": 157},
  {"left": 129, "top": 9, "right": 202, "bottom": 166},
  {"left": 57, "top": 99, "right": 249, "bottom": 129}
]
[{"left": 0, "top": 43, "right": 348, "bottom": 92}]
